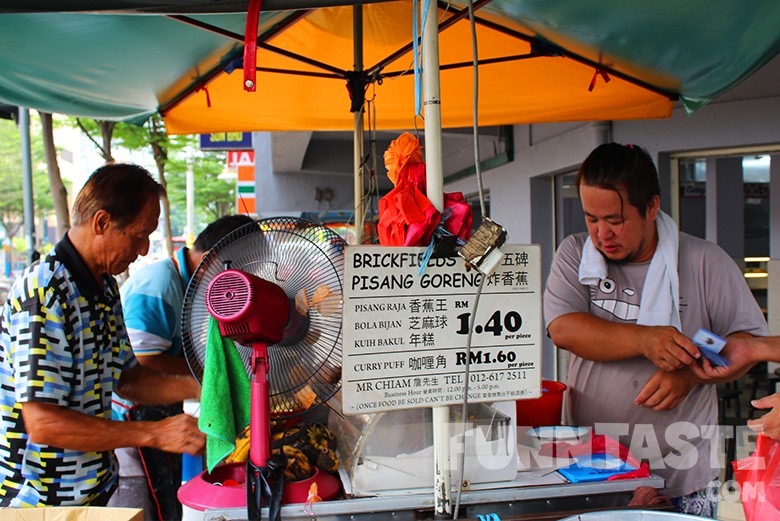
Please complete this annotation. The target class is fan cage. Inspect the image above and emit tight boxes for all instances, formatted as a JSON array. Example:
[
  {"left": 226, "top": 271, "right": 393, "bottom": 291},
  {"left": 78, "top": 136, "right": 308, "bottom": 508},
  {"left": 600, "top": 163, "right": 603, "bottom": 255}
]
[{"left": 182, "top": 217, "right": 346, "bottom": 419}]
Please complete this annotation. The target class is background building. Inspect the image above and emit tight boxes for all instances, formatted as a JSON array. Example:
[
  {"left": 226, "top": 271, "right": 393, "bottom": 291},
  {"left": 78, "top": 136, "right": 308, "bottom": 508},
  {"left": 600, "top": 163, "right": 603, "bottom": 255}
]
[{"left": 249, "top": 54, "right": 780, "bottom": 380}]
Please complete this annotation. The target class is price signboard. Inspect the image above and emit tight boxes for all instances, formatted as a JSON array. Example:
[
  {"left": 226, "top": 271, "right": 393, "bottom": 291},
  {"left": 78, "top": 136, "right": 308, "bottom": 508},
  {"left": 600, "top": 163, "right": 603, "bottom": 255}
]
[{"left": 342, "top": 245, "right": 542, "bottom": 415}]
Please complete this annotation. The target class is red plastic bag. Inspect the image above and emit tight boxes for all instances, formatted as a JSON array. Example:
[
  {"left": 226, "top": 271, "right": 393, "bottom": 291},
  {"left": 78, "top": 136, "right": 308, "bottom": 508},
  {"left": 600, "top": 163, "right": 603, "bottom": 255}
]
[
  {"left": 378, "top": 163, "right": 440, "bottom": 246},
  {"left": 378, "top": 132, "right": 472, "bottom": 246},
  {"left": 538, "top": 434, "right": 650, "bottom": 481},
  {"left": 733, "top": 433, "right": 780, "bottom": 520},
  {"left": 378, "top": 136, "right": 441, "bottom": 247},
  {"left": 442, "top": 192, "right": 473, "bottom": 242}
]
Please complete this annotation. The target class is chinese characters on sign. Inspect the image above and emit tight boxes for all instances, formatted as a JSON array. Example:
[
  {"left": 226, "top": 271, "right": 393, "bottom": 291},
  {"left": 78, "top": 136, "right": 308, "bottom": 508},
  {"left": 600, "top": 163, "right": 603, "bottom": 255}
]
[{"left": 342, "top": 245, "right": 542, "bottom": 415}]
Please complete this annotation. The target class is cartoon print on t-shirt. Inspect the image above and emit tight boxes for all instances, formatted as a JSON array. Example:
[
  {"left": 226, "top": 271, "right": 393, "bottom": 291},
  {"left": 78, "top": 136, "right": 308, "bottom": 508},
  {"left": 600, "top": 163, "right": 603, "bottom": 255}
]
[{"left": 591, "top": 277, "right": 640, "bottom": 321}]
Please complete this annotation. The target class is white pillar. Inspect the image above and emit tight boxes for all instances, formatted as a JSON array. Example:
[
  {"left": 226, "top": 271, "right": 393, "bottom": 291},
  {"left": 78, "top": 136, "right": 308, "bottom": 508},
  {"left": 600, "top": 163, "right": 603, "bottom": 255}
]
[
  {"left": 20, "top": 108, "right": 36, "bottom": 262},
  {"left": 768, "top": 154, "right": 780, "bottom": 336},
  {"left": 186, "top": 164, "right": 195, "bottom": 245}
]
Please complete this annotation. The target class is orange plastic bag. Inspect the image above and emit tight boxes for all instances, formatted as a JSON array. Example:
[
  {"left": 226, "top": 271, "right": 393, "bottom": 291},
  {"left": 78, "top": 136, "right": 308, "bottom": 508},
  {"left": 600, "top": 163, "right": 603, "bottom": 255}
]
[
  {"left": 384, "top": 132, "right": 424, "bottom": 186},
  {"left": 733, "top": 433, "right": 780, "bottom": 520}
]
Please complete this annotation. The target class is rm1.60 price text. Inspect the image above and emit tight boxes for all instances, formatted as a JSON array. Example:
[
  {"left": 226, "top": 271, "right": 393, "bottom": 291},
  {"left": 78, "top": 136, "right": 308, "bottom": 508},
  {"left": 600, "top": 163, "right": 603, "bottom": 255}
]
[{"left": 455, "top": 349, "right": 517, "bottom": 366}]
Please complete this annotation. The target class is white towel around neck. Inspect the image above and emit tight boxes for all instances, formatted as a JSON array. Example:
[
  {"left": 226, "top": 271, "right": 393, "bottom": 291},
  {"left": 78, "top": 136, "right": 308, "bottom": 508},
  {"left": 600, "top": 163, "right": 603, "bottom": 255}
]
[{"left": 578, "top": 210, "right": 681, "bottom": 329}]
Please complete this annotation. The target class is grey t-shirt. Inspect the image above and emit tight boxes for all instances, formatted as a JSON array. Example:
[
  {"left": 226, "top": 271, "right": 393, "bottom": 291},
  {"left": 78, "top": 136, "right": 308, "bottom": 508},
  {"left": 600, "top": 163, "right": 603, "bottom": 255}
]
[{"left": 544, "top": 231, "right": 769, "bottom": 498}]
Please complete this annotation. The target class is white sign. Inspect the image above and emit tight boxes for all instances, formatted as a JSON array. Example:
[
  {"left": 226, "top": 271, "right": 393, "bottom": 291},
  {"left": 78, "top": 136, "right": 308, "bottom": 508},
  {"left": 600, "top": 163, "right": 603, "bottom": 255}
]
[{"left": 342, "top": 245, "right": 542, "bottom": 415}]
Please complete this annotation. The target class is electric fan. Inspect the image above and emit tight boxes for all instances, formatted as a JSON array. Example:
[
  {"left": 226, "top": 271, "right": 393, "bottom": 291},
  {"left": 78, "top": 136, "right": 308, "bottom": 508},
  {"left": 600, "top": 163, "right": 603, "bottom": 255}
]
[{"left": 181, "top": 217, "right": 346, "bottom": 518}]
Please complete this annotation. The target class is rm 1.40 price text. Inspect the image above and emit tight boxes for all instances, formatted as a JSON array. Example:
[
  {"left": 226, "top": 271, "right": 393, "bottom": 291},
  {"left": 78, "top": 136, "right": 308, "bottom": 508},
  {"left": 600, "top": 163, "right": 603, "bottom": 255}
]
[{"left": 455, "top": 310, "right": 530, "bottom": 340}]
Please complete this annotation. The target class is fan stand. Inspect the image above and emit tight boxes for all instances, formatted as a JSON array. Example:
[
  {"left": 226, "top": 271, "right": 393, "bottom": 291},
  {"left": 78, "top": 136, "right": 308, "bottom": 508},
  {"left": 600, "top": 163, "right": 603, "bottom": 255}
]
[
  {"left": 249, "top": 344, "right": 271, "bottom": 466},
  {"left": 246, "top": 343, "right": 286, "bottom": 521},
  {"left": 181, "top": 219, "right": 347, "bottom": 519}
]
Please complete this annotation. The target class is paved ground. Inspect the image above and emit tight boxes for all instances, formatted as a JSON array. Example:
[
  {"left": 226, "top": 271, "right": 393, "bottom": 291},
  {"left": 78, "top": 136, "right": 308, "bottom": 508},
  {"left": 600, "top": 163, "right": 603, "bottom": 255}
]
[{"left": 719, "top": 498, "right": 746, "bottom": 521}]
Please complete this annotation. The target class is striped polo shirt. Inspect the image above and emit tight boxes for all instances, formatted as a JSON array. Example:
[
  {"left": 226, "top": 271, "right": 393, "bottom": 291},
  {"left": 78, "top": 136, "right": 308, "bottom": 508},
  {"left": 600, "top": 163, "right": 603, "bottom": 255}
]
[{"left": 0, "top": 235, "right": 136, "bottom": 506}]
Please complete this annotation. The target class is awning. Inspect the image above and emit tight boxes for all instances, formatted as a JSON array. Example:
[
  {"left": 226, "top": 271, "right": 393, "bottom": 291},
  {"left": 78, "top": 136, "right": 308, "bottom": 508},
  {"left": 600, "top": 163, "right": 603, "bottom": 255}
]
[{"left": 0, "top": 0, "right": 777, "bottom": 133}]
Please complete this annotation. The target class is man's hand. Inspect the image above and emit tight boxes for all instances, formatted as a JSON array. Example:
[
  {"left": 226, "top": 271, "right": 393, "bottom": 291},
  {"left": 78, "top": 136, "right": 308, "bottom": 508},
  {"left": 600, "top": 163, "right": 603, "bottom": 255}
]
[
  {"left": 548, "top": 313, "right": 699, "bottom": 367},
  {"left": 634, "top": 368, "right": 697, "bottom": 411},
  {"left": 151, "top": 413, "right": 205, "bottom": 456},
  {"left": 21, "top": 402, "right": 205, "bottom": 454},
  {"left": 748, "top": 393, "right": 780, "bottom": 441},
  {"left": 690, "top": 336, "right": 758, "bottom": 383},
  {"left": 117, "top": 363, "right": 200, "bottom": 404},
  {"left": 638, "top": 326, "right": 700, "bottom": 372}
]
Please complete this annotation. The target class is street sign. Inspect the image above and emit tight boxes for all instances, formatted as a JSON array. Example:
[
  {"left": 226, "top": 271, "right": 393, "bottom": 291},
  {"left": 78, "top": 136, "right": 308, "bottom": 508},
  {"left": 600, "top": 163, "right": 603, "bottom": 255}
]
[{"left": 199, "top": 132, "right": 253, "bottom": 150}]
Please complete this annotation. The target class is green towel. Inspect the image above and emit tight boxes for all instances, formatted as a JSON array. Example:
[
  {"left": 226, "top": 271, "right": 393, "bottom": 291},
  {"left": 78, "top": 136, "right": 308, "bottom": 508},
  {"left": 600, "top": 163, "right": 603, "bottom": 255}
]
[{"left": 199, "top": 316, "right": 252, "bottom": 472}]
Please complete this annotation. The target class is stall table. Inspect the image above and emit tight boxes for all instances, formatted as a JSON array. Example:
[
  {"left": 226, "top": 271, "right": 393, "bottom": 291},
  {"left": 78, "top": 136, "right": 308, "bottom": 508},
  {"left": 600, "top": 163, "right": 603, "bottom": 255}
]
[{"left": 203, "top": 473, "right": 664, "bottom": 521}]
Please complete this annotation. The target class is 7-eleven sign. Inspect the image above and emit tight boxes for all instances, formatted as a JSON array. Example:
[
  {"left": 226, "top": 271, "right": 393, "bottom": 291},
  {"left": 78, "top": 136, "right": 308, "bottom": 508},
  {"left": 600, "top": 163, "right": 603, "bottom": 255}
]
[{"left": 228, "top": 151, "right": 256, "bottom": 215}]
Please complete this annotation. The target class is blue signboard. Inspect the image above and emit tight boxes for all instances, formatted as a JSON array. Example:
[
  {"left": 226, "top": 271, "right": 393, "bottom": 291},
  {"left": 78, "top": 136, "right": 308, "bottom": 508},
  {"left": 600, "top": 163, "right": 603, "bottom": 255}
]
[{"left": 199, "top": 132, "right": 253, "bottom": 150}]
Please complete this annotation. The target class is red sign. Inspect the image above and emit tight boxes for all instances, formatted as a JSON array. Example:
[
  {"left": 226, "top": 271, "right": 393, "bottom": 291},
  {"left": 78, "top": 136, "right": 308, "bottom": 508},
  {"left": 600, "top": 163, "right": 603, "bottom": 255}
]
[{"left": 227, "top": 150, "right": 255, "bottom": 167}]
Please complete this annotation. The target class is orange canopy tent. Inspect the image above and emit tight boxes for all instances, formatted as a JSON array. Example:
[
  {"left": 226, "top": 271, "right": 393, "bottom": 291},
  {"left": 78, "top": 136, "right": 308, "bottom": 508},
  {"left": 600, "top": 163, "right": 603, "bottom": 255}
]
[{"left": 160, "top": 0, "right": 675, "bottom": 134}]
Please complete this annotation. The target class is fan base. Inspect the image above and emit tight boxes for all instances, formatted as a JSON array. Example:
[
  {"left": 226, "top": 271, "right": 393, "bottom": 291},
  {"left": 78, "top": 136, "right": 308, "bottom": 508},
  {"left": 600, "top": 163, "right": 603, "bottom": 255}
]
[{"left": 178, "top": 462, "right": 341, "bottom": 514}]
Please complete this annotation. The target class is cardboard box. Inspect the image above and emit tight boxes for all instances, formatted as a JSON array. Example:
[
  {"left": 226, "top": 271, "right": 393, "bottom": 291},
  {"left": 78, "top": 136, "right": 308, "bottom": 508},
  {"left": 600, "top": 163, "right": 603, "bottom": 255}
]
[{"left": 0, "top": 507, "right": 143, "bottom": 521}]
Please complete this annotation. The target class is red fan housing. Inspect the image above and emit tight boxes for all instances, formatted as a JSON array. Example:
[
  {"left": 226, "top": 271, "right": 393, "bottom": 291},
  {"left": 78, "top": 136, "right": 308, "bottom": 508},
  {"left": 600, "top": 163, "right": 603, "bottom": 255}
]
[{"left": 206, "top": 268, "right": 289, "bottom": 345}]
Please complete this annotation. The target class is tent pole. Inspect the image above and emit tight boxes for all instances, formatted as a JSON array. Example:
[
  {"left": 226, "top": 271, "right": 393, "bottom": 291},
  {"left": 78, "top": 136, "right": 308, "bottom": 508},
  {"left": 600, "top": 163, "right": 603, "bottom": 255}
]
[
  {"left": 422, "top": 1, "right": 451, "bottom": 518},
  {"left": 423, "top": 10, "right": 444, "bottom": 210},
  {"left": 353, "top": 4, "right": 364, "bottom": 244}
]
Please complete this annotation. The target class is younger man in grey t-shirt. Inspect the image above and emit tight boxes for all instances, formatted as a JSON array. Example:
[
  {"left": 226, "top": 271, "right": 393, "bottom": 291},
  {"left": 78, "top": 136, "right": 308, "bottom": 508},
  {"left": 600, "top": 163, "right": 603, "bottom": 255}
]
[{"left": 544, "top": 143, "right": 767, "bottom": 516}]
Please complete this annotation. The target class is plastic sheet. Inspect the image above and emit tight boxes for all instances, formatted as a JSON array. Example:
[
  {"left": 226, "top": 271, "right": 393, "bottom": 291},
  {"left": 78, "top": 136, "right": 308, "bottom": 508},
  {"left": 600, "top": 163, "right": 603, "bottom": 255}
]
[{"left": 733, "top": 433, "right": 780, "bottom": 521}]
